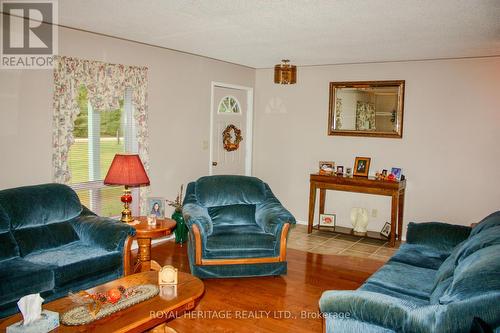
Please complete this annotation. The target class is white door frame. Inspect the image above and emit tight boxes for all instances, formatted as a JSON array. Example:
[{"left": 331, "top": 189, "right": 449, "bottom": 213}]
[{"left": 209, "top": 81, "right": 254, "bottom": 176}]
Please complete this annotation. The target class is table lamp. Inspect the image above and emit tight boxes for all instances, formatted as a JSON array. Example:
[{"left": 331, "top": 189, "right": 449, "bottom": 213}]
[{"left": 104, "top": 153, "right": 150, "bottom": 222}]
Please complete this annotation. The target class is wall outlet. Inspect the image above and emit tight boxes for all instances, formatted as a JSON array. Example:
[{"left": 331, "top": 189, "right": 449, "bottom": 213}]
[{"left": 371, "top": 209, "right": 378, "bottom": 217}]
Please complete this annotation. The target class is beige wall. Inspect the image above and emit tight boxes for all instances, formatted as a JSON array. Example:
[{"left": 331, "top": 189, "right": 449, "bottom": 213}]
[
  {"left": 0, "top": 27, "right": 255, "bottom": 214},
  {"left": 254, "top": 57, "right": 500, "bottom": 233},
  {"left": 1, "top": 26, "right": 499, "bottom": 231}
]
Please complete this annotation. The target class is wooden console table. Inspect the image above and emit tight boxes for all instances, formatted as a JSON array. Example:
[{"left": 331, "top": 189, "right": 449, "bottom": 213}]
[{"left": 308, "top": 173, "right": 406, "bottom": 247}]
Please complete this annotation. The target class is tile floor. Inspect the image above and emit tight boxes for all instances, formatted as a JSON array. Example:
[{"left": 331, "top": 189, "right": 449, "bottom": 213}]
[{"left": 288, "top": 224, "right": 400, "bottom": 262}]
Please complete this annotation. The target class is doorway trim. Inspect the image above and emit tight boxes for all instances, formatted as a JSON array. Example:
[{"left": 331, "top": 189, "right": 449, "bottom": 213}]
[{"left": 209, "top": 81, "right": 254, "bottom": 176}]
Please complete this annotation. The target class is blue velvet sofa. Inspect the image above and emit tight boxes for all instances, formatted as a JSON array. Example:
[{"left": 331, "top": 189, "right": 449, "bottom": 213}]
[
  {"left": 182, "top": 175, "right": 296, "bottom": 278},
  {"left": 0, "top": 183, "right": 135, "bottom": 318},
  {"left": 319, "top": 211, "right": 500, "bottom": 332}
]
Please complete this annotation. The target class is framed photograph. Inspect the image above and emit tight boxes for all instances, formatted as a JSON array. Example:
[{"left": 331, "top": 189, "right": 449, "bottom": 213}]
[
  {"left": 353, "top": 157, "right": 371, "bottom": 177},
  {"left": 382, "top": 169, "right": 388, "bottom": 177},
  {"left": 147, "top": 197, "right": 165, "bottom": 218},
  {"left": 391, "top": 167, "right": 402, "bottom": 181},
  {"left": 319, "top": 213, "right": 336, "bottom": 229},
  {"left": 380, "top": 222, "right": 391, "bottom": 238},
  {"left": 336, "top": 165, "right": 344, "bottom": 175},
  {"left": 319, "top": 161, "right": 335, "bottom": 175}
]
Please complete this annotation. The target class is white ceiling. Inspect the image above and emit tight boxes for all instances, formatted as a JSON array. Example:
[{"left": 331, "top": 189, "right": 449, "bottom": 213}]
[{"left": 57, "top": 0, "right": 500, "bottom": 68}]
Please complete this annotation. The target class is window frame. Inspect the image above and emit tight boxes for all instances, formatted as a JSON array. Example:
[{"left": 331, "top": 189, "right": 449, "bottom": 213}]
[
  {"left": 217, "top": 95, "right": 241, "bottom": 115},
  {"left": 69, "top": 88, "right": 139, "bottom": 217}
]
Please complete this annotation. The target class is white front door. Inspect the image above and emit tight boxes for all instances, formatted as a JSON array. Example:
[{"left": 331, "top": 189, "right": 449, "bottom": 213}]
[{"left": 210, "top": 84, "right": 252, "bottom": 175}]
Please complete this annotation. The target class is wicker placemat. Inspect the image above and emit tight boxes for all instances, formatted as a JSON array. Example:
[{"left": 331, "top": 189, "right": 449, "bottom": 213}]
[{"left": 61, "top": 284, "right": 159, "bottom": 326}]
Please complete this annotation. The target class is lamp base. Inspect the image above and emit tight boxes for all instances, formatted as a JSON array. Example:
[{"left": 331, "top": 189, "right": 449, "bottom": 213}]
[
  {"left": 121, "top": 208, "right": 133, "bottom": 223},
  {"left": 120, "top": 187, "right": 134, "bottom": 223}
]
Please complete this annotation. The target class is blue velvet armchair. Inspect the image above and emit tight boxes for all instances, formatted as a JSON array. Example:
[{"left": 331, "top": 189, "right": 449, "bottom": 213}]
[
  {"left": 182, "top": 175, "right": 296, "bottom": 278},
  {"left": 0, "top": 183, "right": 135, "bottom": 318},
  {"left": 319, "top": 211, "right": 500, "bottom": 332}
]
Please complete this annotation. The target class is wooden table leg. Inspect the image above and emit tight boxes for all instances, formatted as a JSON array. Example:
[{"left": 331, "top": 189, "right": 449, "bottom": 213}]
[
  {"left": 390, "top": 193, "right": 399, "bottom": 247},
  {"left": 308, "top": 183, "right": 317, "bottom": 233},
  {"left": 135, "top": 237, "right": 152, "bottom": 272},
  {"left": 397, "top": 190, "right": 405, "bottom": 241},
  {"left": 319, "top": 189, "right": 326, "bottom": 215}
]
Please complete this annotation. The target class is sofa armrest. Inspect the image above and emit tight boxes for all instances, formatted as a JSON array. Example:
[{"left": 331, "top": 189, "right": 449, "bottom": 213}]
[
  {"left": 255, "top": 184, "right": 296, "bottom": 235},
  {"left": 319, "top": 290, "right": 418, "bottom": 332},
  {"left": 406, "top": 222, "right": 471, "bottom": 252},
  {"left": 71, "top": 215, "right": 136, "bottom": 252}
]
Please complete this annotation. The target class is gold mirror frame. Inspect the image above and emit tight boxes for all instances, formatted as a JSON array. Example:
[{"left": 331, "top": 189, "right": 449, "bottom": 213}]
[{"left": 328, "top": 80, "right": 405, "bottom": 138}]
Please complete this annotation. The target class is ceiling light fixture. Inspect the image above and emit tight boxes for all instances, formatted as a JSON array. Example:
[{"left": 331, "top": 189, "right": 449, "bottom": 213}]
[{"left": 274, "top": 59, "right": 297, "bottom": 84}]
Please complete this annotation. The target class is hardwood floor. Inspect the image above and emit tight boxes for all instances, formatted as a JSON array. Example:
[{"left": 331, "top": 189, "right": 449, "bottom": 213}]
[{"left": 142, "top": 239, "right": 385, "bottom": 332}]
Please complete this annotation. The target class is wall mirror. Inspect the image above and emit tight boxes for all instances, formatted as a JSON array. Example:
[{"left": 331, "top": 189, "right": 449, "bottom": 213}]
[{"left": 328, "top": 80, "right": 405, "bottom": 138}]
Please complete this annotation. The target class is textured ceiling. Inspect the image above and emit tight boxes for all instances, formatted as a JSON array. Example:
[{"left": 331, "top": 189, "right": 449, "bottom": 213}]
[{"left": 57, "top": 0, "right": 500, "bottom": 68}]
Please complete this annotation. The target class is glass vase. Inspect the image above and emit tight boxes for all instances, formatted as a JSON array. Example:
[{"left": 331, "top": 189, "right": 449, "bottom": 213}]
[{"left": 172, "top": 209, "right": 188, "bottom": 244}]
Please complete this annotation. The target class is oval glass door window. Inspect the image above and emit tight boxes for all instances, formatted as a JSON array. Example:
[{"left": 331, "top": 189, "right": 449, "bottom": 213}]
[{"left": 218, "top": 96, "right": 241, "bottom": 114}]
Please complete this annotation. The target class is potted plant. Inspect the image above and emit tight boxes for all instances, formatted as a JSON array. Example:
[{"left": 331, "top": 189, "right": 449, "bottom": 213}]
[{"left": 167, "top": 185, "right": 188, "bottom": 244}]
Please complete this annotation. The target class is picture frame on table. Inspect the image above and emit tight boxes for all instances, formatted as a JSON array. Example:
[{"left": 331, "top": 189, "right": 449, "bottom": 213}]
[
  {"left": 319, "top": 161, "right": 335, "bottom": 175},
  {"left": 353, "top": 157, "right": 371, "bottom": 177},
  {"left": 380, "top": 222, "right": 391, "bottom": 238},
  {"left": 391, "top": 168, "right": 402, "bottom": 181},
  {"left": 147, "top": 197, "right": 165, "bottom": 218},
  {"left": 319, "top": 213, "right": 336, "bottom": 229},
  {"left": 336, "top": 166, "right": 344, "bottom": 176}
]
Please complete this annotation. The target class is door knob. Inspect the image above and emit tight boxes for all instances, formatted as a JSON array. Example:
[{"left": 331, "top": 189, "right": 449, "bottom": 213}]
[{"left": 212, "top": 161, "right": 218, "bottom": 166}]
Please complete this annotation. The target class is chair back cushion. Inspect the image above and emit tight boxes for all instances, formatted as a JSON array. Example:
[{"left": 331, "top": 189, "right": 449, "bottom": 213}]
[
  {"left": 208, "top": 204, "right": 257, "bottom": 227},
  {"left": 195, "top": 175, "right": 266, "bottom": 207},
  {"left": 0, "top": 184, "right": 82, "bottom": 256},
  {"left": 0, "top": 204, "right": 19, "bottom": 261}
]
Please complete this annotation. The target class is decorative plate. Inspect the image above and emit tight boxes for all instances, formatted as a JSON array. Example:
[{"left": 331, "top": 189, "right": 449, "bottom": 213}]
[{"left": 61, "top": 284, "right": 159, "bottom": 326}]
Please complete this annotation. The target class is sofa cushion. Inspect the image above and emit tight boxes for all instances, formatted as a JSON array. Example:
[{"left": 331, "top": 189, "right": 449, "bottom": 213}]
[
  {"left": 0, "top": 204, "right": 19, "bottom": 261},
  {"left": 208, "top": 204, "right": 257, "bottom": 227},
  {"left": 438, "top": 244, "right": 500, "bottom": 304},
  {"left": 204, "top": 224, "right": 276, "bottom": 259},
  {"left": 431, "top": 224, "right": 500, "bottom": 301},
  {"left": 469, "top": 211, "right": 500, "bottom": 237},
  {"left": 13, "top": 221, "right": 80, "bottom": 256},
  {"left": 365, "top": 261, "right": 436, "bottom": 301},
  {"left": 0, "top": 258, "right": 54, "bottom": 305},
  {"left": 455, "top": 225, "right": 500, "bottom": 265},
  {"left": 390, "top": 243, "right": 450, "bottom": 270},
  {"left": 24, "top": 242, "right": 122, "bottom": 287},
  {"left": 360, "top": 282, "right": 429, "bottom": 306},
  {"left": 195, "top": 175, "right": 266, "bottom": 207},
  {"left": 0, "top": 183, "right": 82, "bottom": 229}
]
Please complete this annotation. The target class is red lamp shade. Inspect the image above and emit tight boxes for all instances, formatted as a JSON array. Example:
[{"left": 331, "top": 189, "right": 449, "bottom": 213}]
[{"left": 104, "top": 154, "right": 150, "bottom": 187}]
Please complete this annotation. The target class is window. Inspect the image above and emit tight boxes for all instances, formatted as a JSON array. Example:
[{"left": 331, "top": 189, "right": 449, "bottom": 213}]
[
  {"left": 68, "top": 86, "right": 137, "bottom": 217},
  {"left": 218, "top": 96, "right": 241, "bottom": 114}
]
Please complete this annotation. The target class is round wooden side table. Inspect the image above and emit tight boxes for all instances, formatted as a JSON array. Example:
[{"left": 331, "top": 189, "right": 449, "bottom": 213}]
[{"left": 130, "top": 216, "right": 176, "bottom": 274}]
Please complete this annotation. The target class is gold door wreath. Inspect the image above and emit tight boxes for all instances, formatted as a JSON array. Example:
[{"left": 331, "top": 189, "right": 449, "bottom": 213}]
[{"left": 222, "top": 124, "right": 243, "bottom": 152}]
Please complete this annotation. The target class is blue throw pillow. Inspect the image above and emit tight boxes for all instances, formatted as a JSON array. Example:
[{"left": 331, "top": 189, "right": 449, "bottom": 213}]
[
  {"left": 470, "top": 211, "right": 500, "bottom": 237},
  {"left": 438, "top": 245, "right": 500, "bottom": 304}
]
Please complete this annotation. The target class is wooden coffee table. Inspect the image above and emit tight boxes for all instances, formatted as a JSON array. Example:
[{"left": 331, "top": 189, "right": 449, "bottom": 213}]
[
  {"left": 0, "top": 271, "right": 204, "bottom": 333},
  {"left": 127, "top": 217, "right": 177, "bottom": 274}
]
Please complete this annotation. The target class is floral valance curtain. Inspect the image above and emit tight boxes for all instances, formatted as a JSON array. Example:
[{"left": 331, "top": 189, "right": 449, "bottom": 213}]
[
  {"left": 355, "top": 101, "right": 376, "bottom": 131},
  {"left": 52, "top": 55, "right": 150, "bottom": 210}
]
